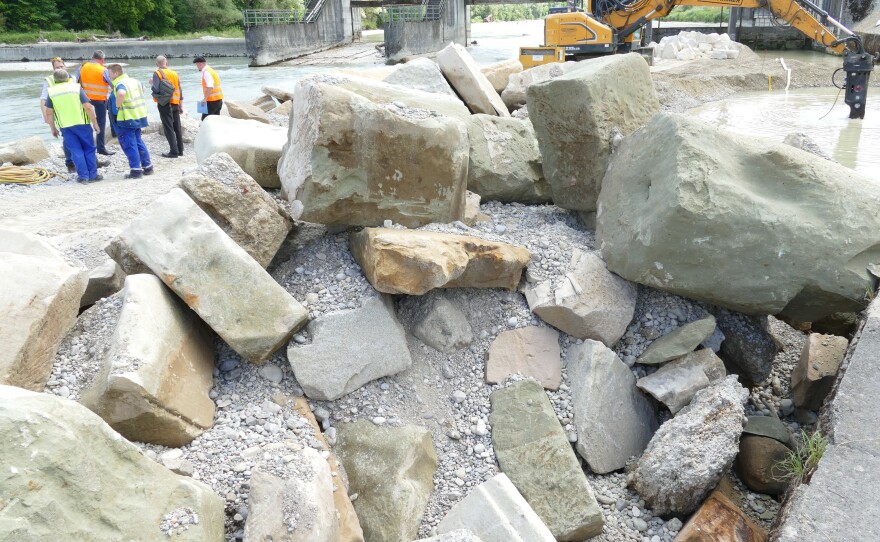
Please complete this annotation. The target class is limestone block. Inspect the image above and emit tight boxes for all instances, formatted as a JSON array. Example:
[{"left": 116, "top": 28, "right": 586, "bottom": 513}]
[
  {"left": 437, "top": 473, "right": 555, "bottom": 542},
  {"left": 180, "top": 152, "right": 293, "bottom": 268},
  {"left": 636, "top": 349, "right": 726, "bottom": 414},
  {"left": 109, "top": 188, "right": 307, "bottom": 364},
  {"left": 490, "top": 380, "right": 604, "bottom": 540},
  {"left": 383, "top": 57, "right": 457, "bottom": 97},
  {"left": 0, "top": 135, "right": 49, "bottom": 165},
  {"left": 224, "top": 99, "right": 270, "bottom": 124},
  {"left": 528, "top": 53, "right": 659, "bottom": 212},
  {"left": 791, "top": 333, "right": 848, "bottom": 410},
  {"left": 0, "top": 230, "right": 87, "bottom": 391},
  {"left": 437, "top": 43, "right": 510, "bottom": 116},
  {"left": 486, "top": 326, "right": 561, "bottom": 390},
  {"left": 245, "top": 448, "right": 339, "bottom": 542},
  {"left": 466, "top": 115, "right": 552, "bottom": 204},
  {"left": 636, "top": 315, "right": 717, "bottom": 365},
  {"left": 675, "top": 490, "right": 768, "bottom": 542},
  {"left": 262, "top": 85, "right": 294, "bottom": 103},
  {"left": 524, "top": 248, "right": 636, "bottom": 346},
  {"left": 293, "top": 398, "right": 364, "bottom": 542},
  {"left": 279, "top": 81, "right": 469, "bottom": 228},
  {"left": 50, "top": 227, "right": 125, "bottom": 308},
  {"left": 251, "top": 93, "right": 276, "bottom": 112},
  {"left": 597, "top": 112, "right": 880, "bottom": 322},
  {"left": 335, "top": 421, "right": 438, "bottom": 542},
  {"left": 629, "top": 375, "right": 748, "bottom": 515},
  {"left": 735, "top": 435, "right": 791, "bottom": 496},
  {"left": 0, "top": 386, "right": 224, "bottom": 541},
  {"left": 404, "top": 293, "right": 474, "bottom": 354},
  {"left": 79, "top": 274, "right": 215, "bottom": 447},
  {"left": 194, "top": 115, "right": 287, "bottom": 188},
  {"left": 501, "top": 61, "right": 577, "bottom": 109},
  {"left": 287, "top": 295, "right": 412, "bottom": 401},
  {"left": 271, "top": 99, "right": 293, "bottom": 117},
  {"left": 480, "top": 59, "right": 523, "bottom": 94},
  {"left": 569, "top": 340, "right": 658, "bottom": 473},
  {"left": 350, "top": 227, "right": 530, "bottom": 295}
]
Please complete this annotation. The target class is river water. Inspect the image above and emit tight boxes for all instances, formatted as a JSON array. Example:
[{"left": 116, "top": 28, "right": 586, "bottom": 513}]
[{"left": 2, "top": 20, "right": 876, "bottom": 178}]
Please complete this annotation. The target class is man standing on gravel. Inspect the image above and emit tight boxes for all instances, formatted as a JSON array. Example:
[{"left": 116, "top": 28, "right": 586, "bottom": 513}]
[
  {"left": 151, "top": 55, "right": 184, "bottom": 158},
  {"left": 108, "top": 64, "right": 153, "bottom": 179},
  {"left": 77, "top": 50, "right": 116, "bottom": 157},
  {"left": 43, "top": 69, "right": 102, "bottom": 183},
  {"left": 40, "top": 57, "right": 76, "bottom": 173},
  {"left": 193, "top": 56, "right": 223, "bottom": 120}
]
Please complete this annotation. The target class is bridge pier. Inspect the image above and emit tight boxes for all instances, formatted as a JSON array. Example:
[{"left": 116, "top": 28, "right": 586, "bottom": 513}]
[{"left": 383, "top": 0, "right": 468, "bottom": 63}]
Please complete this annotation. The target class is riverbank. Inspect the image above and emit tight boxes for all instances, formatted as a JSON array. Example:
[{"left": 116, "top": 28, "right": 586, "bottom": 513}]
[{"left": 0, "top": 37, "right": 246, "bottom": 62}]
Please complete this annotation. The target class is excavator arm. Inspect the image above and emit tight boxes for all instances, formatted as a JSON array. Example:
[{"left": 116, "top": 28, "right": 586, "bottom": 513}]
[{"left": 545, "top": 0, "right": 876, "bottom": 117}]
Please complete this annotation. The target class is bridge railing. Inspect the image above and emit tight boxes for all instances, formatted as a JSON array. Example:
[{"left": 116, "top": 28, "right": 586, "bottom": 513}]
[
  {"left": 385, "top": 0, "right": 446, "bottom": 22},
  {"left": 243, "top": 0, "right": 327, "bottom": 27}
]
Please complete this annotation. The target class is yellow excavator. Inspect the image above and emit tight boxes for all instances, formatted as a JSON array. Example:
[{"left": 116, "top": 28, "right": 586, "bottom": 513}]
[{"left": 521, "top": 0, "right": 876, "bottom": 118}]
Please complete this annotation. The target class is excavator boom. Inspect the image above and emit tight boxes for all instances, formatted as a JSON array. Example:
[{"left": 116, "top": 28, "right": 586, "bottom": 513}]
[{"left": 540, "top": 0, "right": 876, "bottom": 117}]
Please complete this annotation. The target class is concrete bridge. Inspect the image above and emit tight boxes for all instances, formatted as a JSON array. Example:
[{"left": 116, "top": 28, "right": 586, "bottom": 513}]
[{"left": 244, "top": 0, "right": 872, "bottom": 66}]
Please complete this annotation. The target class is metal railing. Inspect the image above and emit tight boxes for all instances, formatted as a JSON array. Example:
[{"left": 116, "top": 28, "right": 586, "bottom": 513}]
[
  {"left": 243, "top": 0, "right": 326, "bottom": 27},
  {"left": 385, "top": 0, "right": 446, "bottom": 22}
]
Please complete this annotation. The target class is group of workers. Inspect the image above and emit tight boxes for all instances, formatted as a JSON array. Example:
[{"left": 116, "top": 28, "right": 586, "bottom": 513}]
[{"left": 41, "top": 52, "right": 224, "bottom": 182}]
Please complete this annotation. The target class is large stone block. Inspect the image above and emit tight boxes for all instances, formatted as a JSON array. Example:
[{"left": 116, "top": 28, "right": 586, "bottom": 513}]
[
  {"left": 501, "top": 61, "right": 578, "bottom": 109},
  {"left": 245, "top": 448, "right": 340, "bottom": 542},
  {"left": 791, "top": 333, "right": 848, "bottom": 410},
  {"left": 180, "top": 152, "right": 293, "bottom": 268},
  {"left": 437, "top": 43, "right": 510, "bottom": 116},
  {"left": 194, "top": 115, "right": 287, "bottom": 189},
  {"left": 480, "top": 59, "right": 523, "bottom": 94},
  {"left": 629, "top": 375, "right": 748, "bottom": 515},
  {"left": 486, "top": 326, "right": 561, "bottom": 390},
  {"left": 0, "top": 135, "right": 49, "bottom": 165},
  {"left": 0, "top": 386, "right": 225, "bottom": 541},
  {"left": 383, "top": 57, "right": 458, "bottom": 97},
  {"left": 466, "top": 115, "right": 551, "bottom": 204},
  {"left": 0, "top": 229, "right": 88, "bottom": 391},
  {"left": 569, "top": 340, "right": 657, "bottom": 473},
  {"left": 528, "top": 53, "right": 658, "bottom": 212},
  {"left": 437, "top": 473, "right": 555, "bottom": 542},
  {"left": 335, "top": 421, "right": 438, "bottom": 542},
  {"left": 597, "top": 112, "right": 880, "bottom": 322},
  {"left": 279, "top": 81, "right": 468, "bottom": 228},
  {"left": 224, "top": 99, "right": 270, "bottom": 124},
  {"left": 79, "top": 274, "right": 215, "bottom": 447},
  {"left": 491, "top": 380, "right": 604, "bottom": 540},
  {"left": 287, "top": 295, "right": 412, "bottom": 401},
  {"left": 109, "top": 188, "right": 307, "bottom": 364},
  {"left": 524, "top": 248, "right": 636, "bottom": 346},
  {"left": 350, "top": 227, "right": 530, "bottom": 295}
]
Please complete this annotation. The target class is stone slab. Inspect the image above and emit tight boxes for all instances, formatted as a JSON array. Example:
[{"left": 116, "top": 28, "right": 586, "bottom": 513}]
[
  {"left": 194, "top": 115, "right": 287, "bottom": 189},
  {"left": 486, "top": 326, "right": 561, "bottom": 390}
]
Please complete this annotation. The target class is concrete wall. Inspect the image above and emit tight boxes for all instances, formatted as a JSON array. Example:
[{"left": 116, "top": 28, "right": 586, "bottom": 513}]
[
  {"left": 0, "top": 39, "right": 246, "bottom": 63},
  {"left": 384, "top": 0, "right": 468, "bottom": 63},
  {"left": 245, "top": 0, "right": 353, "bottom": 66}
]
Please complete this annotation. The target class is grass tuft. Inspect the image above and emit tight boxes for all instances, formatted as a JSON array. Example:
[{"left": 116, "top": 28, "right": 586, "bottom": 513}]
[{"left": 774, "top": 430, "right": 828, "bottom": 484}]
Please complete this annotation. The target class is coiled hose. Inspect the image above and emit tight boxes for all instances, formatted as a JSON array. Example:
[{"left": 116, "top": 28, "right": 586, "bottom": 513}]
[{"left": 0, "top": 165, "right": 59, "bottom": 185}]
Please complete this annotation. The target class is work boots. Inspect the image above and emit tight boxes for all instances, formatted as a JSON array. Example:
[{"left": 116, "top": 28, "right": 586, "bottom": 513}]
[{"left": 124, "top": 169, "right": 143, "bottom": 179}]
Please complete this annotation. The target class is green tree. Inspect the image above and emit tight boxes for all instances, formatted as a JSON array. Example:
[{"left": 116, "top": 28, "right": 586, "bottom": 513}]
[
  {"left": 188, "top": 0, "right": 242, "bottom": 30},
  {"left": 2, "top": 0, "right": 61, "bottom": 31}
]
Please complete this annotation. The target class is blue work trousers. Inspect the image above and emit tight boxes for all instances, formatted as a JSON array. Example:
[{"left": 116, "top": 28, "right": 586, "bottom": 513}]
[
  {"left": 61, "top": 124, "right": 98, "bottom": 180},
  {"left": 117, "top": 126, "right": 151, "bottom": 171},
  {"left": 62, "top": 139, "right": 73, "bottom": 166},
  {"left": 91, "top": 99, "right": 109, "bottom": 153}
]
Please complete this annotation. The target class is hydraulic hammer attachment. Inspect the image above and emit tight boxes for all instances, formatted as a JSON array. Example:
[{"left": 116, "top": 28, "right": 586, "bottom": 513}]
[{"left": 833, "top": 36, "right": 877, "bottom": 119}]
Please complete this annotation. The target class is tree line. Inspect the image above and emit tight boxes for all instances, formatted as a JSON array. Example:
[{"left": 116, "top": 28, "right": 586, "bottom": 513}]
[{"left": 0, "top": 0, "right": 303, "bottom": 35}]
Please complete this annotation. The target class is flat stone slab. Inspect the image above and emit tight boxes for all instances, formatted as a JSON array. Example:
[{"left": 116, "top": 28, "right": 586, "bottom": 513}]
[
  {"left": 79, "top": 274, "right": 215, "bottom": 447},
  {"left": 636, "top": 315, "right": 717, "bottom": 365},
  {"left": 636, "top": 349, "right": 726, "bottom": 414},
  {"left": 486, "top": 326, "right": 561, "bottom": 390},
  {"left": 490, "top": 380, "right": 604, "bottom": 540},
  {"left": 437, "top": 43, "right": 510, "bottom": 117},
  {"left": 437, "top": 473, "right": 555, "bottom": 542},
  {"left": 109, "top": 188, "right": 308, "bottom": 364},
  {"left": 287, "top": 295, "right": 412, "bottom": 401},
  {"left": 791, "top": 332, "right": 847, "bottom": 410}
]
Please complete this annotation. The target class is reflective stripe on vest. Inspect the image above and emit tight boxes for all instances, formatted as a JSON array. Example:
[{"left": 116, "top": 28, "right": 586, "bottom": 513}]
[
  {"left": 79, "top": 62, "right": 109, "bottom": 101},
  {"left": 112, "top": 75, "right": 148, "bottom": 122},
  {"left": 155, "top": 68, "right": 182, "bottom": 105},
  {"left": 47, "top": 81, "right": 89, "bottom": 129},
  {"left": 202, "top": 66, "right": 223, "bottom": 102}
]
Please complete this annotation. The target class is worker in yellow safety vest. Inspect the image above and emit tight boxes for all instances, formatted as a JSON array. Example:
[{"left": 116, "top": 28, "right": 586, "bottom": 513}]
[
  {"left": 107, "top": 63, "right": 152, "bottom": 179},
  {"left": 77, "top": 50, "right": 116, "bottom": 156},
  {"left": 193, "top": 56, "right": 223, "bottom": 120},
  {"left": 43, "top": 69, "right": 102, "bottom": 183},
  {"left": 40, "top": 57, "right": 77, "bottom": 172}
]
